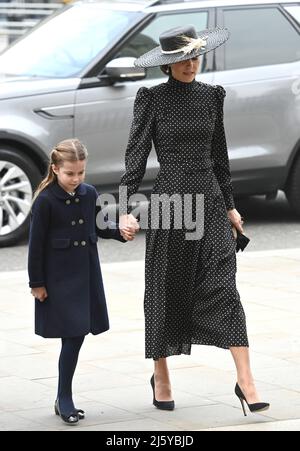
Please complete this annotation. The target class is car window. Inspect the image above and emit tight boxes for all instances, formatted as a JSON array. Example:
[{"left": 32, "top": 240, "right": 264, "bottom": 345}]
[
  {"left": 0, "top": 4, "right": 140, "bottom": 77},
  {"left": 223, "top": 7, "right": 300, "bottom": 70},
  {"left": 285, "top": 5, "right": 300, "bottom": 24},
  {"left": 116, "top": 11, "right": 208, "bottom": 79}
]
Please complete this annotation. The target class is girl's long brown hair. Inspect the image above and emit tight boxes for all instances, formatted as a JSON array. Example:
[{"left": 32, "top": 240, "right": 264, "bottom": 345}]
[{"left": 33, "top": 138, "right": 88, "bottom": 203}]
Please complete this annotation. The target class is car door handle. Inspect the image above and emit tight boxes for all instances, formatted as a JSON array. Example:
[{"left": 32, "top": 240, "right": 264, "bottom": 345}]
[{"left": 34, "top": 105, "right": 74, "bottom": 120}]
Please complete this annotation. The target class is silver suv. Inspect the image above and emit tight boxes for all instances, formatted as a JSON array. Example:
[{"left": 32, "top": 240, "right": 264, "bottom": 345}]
[{"left": 0, "top": 0, "right": 299, "bottom": 246}]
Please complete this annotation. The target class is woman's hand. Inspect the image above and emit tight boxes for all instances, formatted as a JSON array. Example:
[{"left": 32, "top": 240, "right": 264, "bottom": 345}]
[
  {"left": 31, "top": 287, "right": 48, "bottom": 303},
  {"left": 227, "top": 208, "right": 244, "bottom": 234},
  {"left": 119, "top": 214, "right": 140, "bottom": 241}
]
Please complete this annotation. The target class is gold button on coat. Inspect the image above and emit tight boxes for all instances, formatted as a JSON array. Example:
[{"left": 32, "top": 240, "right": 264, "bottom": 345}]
[
  {"left": 74, "top": 241, "right": 79, "bottom": 247},
  {"left": 66, "top": 200, "right": 71, "bottom": 205},
  {"left": 81, "top": 241, "right": 86, "bottom": 247}
]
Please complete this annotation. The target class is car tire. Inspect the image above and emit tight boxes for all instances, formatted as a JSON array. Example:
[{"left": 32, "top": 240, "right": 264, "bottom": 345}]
[
  {"left": 0, "top": 147, "right": 41, "bottom": 247},
  {"left": 286, "top": 154, "right": 300, "bottom": 218}
]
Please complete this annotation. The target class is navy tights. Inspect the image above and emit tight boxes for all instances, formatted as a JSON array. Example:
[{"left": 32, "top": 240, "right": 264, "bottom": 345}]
[{"left": 57, "top": 336, "right": 85, "bottom": 415}]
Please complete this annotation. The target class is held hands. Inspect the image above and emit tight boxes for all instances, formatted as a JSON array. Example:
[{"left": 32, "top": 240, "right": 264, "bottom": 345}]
[
  {"left": 119, "top": 214, "right": 140, "bottom": 241},
  {"left": 31, "top": 287, "right": 48, "bottom": 303},
  {"left": 227, "top": 208, "right": 244, "bottom": 236}
]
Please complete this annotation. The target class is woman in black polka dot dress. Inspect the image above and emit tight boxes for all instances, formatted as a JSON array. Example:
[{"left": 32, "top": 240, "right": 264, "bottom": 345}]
[{"left": 120, "top": 25, "right": 269, "bottom": 414}]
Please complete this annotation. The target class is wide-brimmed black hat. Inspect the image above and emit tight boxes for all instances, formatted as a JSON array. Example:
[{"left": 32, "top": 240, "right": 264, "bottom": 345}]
[{"left": 135, "top": 24, "right": 229, "bottom": 68}]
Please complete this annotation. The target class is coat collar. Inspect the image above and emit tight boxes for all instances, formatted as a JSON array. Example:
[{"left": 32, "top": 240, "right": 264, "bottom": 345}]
[{"left": 49, "top": 181, "right": 87, "bottom": 200}]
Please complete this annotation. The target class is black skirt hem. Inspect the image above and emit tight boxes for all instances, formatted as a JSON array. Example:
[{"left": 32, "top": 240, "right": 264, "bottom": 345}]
[{"left": 147, "top": 339, "right": 249, "bottom": 360}]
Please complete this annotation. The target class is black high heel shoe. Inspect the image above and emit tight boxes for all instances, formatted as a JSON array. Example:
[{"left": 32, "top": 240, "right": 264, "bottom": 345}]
[
  {"left": 150, "top": 375, "right": 175, "bottom": 411},
  {"left": 54, "top": 399, "right": 79, "bottom": 425},
  {"left": 235, "top": 383, "right": 270, "bottom": 417}
]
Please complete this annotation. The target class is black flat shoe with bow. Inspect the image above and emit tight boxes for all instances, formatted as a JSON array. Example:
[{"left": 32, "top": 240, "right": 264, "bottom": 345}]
[
  {"left": 235, "top": 383, "right": 270, "bottom": 416},
  {"left": 150, "top": 375, "right": 175, "bottom": 411},
  {"left": 54, "top": 399, "right": 85, "bottom": 419},
  {"left": 75, "top": 408, "right": 85, "bottom": 420},
  {"left": 54, "top": 399, "right": 79, "bottom": 425}
]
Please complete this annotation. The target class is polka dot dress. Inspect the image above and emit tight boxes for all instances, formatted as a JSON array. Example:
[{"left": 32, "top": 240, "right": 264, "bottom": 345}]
[{"left": 120, "top": 75, "right": 249, "bottom": 360}]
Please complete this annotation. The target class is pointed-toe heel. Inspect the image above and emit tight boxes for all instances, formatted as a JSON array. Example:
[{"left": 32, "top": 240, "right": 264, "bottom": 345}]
[
  {"left": 54, "top": 399, "right": 79, "bottom": 425},
  {"left": 235, "top": 383, "right": 270, "bottom": 417},
  {"left": 150, "top": 375, "right": 175, "bottom": 411}
]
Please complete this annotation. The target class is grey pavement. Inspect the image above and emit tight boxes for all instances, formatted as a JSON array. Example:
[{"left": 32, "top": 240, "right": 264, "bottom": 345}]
[{"left": 0, "top": 248, "right": 300, "bottom": 431}]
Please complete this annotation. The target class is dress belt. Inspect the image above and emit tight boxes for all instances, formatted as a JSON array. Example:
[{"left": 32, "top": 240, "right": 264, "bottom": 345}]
[{"left": 159, "top": 158, "right": 213, "bottom": 173}]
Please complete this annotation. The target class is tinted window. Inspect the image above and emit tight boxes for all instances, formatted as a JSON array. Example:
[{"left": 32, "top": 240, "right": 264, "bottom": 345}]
[
  {"left": 0, "top": 4, "right": 140, "bottom": 77},
  {"left": 117, "top": 11, "right": 208, "bottom": 79},
  {"left": 223, "top": 8, "right": 300, "bottom": 70}
]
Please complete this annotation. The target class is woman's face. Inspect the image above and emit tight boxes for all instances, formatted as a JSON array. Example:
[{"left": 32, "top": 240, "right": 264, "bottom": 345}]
[{"left": 171, "top": 57, "right": 200, "bottom": 83}]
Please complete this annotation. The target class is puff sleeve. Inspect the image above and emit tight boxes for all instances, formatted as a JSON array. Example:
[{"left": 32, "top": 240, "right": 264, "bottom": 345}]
[
  {"left": 120, "top": 87, "right": 154, "bottom": 213},
  {"left": 211, "top": 85, "right": 235, "bottom": 211}
]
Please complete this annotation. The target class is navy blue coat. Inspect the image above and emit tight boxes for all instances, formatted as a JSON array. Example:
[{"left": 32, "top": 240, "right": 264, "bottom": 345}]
[{"left": 28, "top": 181, "right": 125, "bottom": 338}]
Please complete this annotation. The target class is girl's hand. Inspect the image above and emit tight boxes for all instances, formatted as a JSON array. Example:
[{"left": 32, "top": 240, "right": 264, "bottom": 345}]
[
  {"left": 119, "top": 214, "right": 140, "bottom": 241},
  {"left": 121, "top": 228, "right": 136, "bottom": 241},
  {"left": 227, "top": 208, "right": 244, "bottom": 234},
  {"left": 31, "top": 287, "right": 48, "bottom": 303}
]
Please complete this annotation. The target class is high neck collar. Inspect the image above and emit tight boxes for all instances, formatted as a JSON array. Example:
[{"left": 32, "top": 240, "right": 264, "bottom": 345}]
[{"left": 167, "top": 75, "right": 198, "bottom": 92}]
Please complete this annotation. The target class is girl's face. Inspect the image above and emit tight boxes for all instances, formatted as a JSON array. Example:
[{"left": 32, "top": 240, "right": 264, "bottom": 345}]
[
  {"left": 171, "top": 57, "right": 200, "bottom": 83},
  {"left": 52, "top": 160, "right": 86, "bottom": 193}
]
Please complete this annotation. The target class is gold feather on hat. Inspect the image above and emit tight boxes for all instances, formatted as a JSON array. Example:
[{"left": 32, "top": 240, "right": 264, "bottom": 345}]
[
  {"left": 179, "top": 35, "right": 208, "bottom": 55},
  {"left": 161, "top": 35, "right": 208, "bottom": 55}
]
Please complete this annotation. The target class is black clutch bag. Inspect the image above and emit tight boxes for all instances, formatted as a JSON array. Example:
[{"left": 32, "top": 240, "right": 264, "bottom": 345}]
[{"left": 235, "top": 230, "right": 250, "bottom": 252}]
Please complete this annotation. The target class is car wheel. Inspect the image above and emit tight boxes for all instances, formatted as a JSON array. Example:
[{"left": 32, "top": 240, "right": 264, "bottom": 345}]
[
  {"left": 0, "top": 147, "right": 41, "bottom": 247},
  {"left": 286, "top": 154, "right": 300, "bottom": 218}
]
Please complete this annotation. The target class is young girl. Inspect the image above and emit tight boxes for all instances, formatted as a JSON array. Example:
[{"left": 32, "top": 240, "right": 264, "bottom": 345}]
[{"left": 28, "top": 139, "right": 138, "bottom": 425}]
